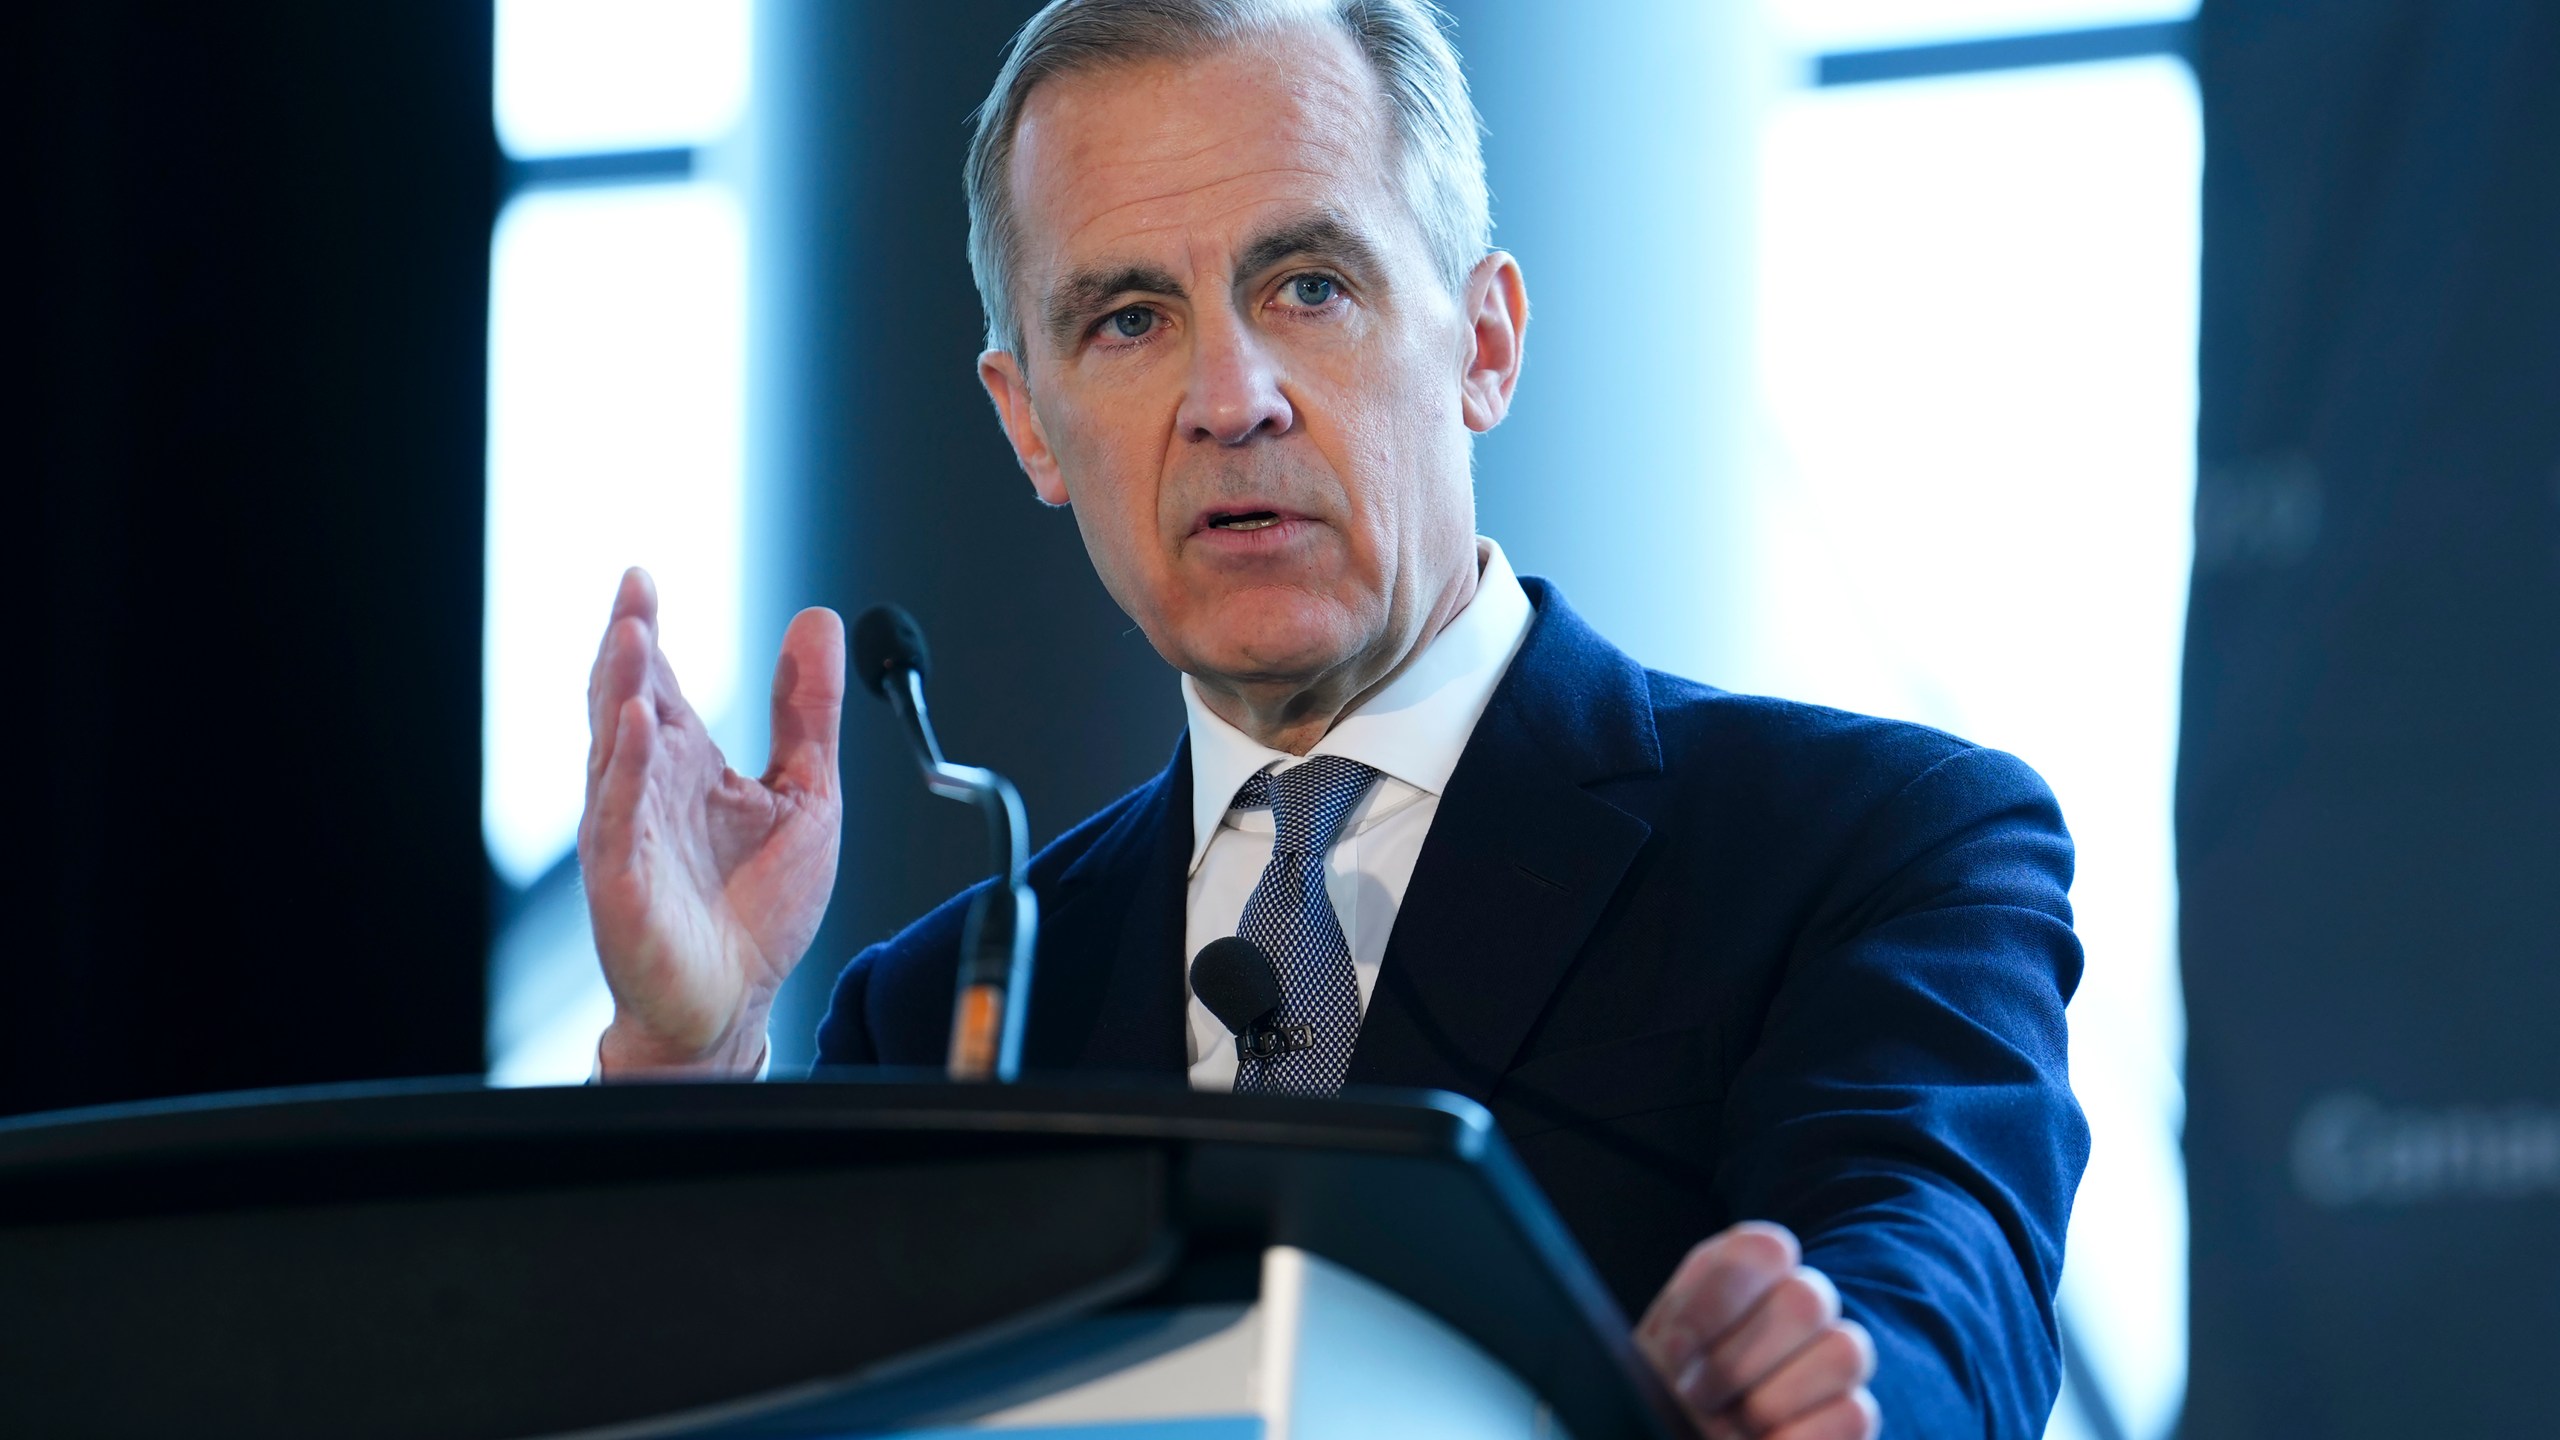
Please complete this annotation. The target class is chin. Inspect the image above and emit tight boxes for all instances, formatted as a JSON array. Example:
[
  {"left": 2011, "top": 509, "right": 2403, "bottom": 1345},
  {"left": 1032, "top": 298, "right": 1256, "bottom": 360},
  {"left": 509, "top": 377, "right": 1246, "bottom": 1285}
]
[{"left": 1181, "top": 587, "right": 1372, "bottom": 685}]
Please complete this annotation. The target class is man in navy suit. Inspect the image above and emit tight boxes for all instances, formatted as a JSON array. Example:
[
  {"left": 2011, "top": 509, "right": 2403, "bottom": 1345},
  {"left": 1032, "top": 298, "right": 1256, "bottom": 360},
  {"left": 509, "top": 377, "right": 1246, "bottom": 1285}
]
[{"left": 578, "top": 2, "right": 2087, "bottom": 1436}]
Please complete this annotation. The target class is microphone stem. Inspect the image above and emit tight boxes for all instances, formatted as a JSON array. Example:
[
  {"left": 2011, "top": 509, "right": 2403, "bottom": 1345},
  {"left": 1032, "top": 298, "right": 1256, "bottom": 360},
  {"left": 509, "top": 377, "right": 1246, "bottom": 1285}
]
[
  {"left": 886, "top": 666, "right": 1036, "bottom": 1082},
  {"left": 889, "top": 669, "right": 1029, "bottom": 887}
]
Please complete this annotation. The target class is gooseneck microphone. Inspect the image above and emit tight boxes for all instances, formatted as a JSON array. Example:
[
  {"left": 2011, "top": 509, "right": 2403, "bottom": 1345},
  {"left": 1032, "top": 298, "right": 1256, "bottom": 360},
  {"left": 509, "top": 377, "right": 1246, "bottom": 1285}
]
[
  {"left": 1188, "top": 937, "right": 1311, "bottom": 1064},
  {"left": 852, "top": 604, "right": 1036, "bottom": 1083}
]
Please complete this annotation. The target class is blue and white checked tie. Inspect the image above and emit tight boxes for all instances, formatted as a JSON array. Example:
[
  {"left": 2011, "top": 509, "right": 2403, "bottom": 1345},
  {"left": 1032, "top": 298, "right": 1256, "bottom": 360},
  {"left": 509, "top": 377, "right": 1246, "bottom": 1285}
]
[{"left": 1230, "top": 755, "right": 1381, "bottom": 1096}]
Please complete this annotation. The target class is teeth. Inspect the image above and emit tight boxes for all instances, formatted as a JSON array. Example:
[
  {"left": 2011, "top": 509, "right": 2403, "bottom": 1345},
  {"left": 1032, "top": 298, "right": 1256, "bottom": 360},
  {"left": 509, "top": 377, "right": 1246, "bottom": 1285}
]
[{"left": 1214, "top": 513, "right": 1282, "bottom": 531}]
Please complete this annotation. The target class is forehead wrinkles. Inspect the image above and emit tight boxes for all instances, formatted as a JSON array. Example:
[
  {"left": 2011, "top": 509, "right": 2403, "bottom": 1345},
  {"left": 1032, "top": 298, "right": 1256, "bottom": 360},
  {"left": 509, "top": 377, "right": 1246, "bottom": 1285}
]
[
  {"left": 1009, "top": 33, "right": 1395, "bottom": 277},
  {"left": 1061, "top": 163, "right": 1357, "bottom": 259}
]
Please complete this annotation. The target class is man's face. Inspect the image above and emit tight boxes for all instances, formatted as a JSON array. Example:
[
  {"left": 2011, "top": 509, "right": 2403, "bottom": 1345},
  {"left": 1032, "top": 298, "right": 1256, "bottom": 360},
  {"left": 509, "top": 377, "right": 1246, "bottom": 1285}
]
[{"left": 979, "top": 26, "right": 1522, "bottom": 713}]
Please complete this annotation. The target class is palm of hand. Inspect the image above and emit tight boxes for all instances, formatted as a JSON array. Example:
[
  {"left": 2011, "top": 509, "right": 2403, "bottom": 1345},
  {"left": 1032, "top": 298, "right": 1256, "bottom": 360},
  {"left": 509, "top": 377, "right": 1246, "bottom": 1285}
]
[{"left": 580, "top": 570, "right": 847, "bottom": 1070}]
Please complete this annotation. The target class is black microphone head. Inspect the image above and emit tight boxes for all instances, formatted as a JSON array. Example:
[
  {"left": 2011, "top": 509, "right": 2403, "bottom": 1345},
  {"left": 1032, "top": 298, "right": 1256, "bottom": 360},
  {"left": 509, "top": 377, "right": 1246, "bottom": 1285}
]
[
  {"left": 850, "top": 603, "right": 931, "bottom": 701},
  {"left": 1189, "top": 936, "right": 1282, "bottom": 1036}
]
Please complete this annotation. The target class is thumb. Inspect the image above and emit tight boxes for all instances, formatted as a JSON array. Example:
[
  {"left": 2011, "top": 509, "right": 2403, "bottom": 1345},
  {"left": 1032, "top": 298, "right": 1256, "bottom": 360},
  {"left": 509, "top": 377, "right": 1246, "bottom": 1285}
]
[{"left": 765, "top": 606, "right": 845, "bottom": 791}]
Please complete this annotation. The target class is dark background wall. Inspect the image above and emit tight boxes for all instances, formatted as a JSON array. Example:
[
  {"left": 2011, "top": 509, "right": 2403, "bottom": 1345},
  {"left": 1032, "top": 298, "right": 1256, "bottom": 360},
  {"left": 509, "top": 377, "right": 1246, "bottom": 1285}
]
[
  {"left": 754, "top": 0, "right": 1182, "bottom": 1062},
  {"left": 14, "top": 6, "right": 496, "bottom": 1117},
  {"left": 2181, "top": 1, "right": 2560, "bottom": 1433}
]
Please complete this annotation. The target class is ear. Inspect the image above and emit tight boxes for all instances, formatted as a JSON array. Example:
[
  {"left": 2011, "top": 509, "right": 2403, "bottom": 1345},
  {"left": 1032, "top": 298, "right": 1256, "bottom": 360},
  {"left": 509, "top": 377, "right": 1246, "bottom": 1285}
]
[
  {"left": 1457, "top": 251, "right": 1529, "bottom": 434},
  {"left": 979, "top": 349, "right": 1070, "bottom": 506}
]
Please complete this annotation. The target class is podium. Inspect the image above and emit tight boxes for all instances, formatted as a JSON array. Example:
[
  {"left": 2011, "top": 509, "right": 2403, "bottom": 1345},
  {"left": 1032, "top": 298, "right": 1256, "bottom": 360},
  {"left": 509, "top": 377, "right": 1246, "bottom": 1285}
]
[{"left": 0, "top": 1079, "right": 1691, "bottom": 1439}]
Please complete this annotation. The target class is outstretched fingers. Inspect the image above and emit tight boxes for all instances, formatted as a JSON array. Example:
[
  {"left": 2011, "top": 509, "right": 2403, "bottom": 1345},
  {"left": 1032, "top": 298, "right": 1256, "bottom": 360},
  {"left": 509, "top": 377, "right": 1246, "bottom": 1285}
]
[
  {"left": 587, "top": 693, "right": 659, "bottom": 879},
  {"left": 764, "top": 606, "right": 846, "bottom": 794},
  {"left": 589, "top": 616, "right": 653, "bottom": 794},
  {"left": 588, "top": 568, "right": 660, "bottom": 792}
]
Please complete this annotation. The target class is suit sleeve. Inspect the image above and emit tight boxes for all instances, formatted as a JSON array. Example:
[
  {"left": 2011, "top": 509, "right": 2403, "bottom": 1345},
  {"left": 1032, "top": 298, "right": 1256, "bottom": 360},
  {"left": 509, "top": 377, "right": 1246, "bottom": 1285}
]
[
  {"left": 808, "top": 882, "right": 978, "bottom": 1072},
  {"left": 809, "top": 947, "right": 882, "bottom": 1069},
  {"left": 1712, "top": 744, "right": 2089, "bottom": 1438}
]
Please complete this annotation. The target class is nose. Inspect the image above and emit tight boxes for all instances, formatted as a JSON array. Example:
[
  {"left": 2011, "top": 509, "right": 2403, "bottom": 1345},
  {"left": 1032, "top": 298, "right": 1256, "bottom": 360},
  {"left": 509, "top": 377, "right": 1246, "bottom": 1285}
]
[{"left": 1176, "top": 311, "right": 1294, "bottom": 445}]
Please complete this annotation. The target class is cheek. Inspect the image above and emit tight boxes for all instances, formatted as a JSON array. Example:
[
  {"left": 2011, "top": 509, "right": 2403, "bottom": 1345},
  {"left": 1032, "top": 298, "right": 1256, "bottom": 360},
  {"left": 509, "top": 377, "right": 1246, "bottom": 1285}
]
[
  {"left": 1333, "top": 338, "right": 1464, "bottom": 527},
  {"left": 1045, "top": 398, "right": 1156, "bottom": 520},
  {"left": 1041, "top": 396, "right": 1181, "bottom": 614}
]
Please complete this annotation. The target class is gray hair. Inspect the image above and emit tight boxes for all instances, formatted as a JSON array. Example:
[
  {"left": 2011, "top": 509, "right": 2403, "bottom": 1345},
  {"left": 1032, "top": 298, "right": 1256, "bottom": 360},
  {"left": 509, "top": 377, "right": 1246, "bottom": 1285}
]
[{"left": 964, "top": 0, "right": 1492, "bottom": 356}]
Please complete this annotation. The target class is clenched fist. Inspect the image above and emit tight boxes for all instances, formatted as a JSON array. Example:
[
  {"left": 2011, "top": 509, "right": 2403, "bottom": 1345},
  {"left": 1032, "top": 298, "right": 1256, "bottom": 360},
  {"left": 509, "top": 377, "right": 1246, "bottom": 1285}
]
[{"left": 1636, "top": 1222, "right": 1880, "bottom": 1440}]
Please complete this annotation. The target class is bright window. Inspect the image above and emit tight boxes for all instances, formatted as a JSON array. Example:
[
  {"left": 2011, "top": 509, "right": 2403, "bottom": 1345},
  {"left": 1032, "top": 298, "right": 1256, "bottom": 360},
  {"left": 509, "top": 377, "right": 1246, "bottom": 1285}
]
[
  {"left": 495, "top": 0, "right": 751, "bottom": 158},
  {"left": 482, "top": 184, "right": 747, "bottom": 887},
  {"left": 1743, "top": 24, "right": 2198, "bottom": 1440},
  {"left": 482, "top": 0, "right": 752, "bottom": 1085}
]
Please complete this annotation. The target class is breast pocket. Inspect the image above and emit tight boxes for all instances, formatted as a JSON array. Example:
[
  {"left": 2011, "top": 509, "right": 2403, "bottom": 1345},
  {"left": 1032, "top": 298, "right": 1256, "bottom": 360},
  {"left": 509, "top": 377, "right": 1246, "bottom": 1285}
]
[{"left": 1490, "top": 1026, "right": 1725, "bottom": 1141}]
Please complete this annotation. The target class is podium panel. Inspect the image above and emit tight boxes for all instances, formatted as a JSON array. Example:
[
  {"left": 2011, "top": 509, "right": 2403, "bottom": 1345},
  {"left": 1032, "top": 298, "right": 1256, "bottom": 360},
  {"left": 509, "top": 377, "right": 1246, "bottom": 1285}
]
[
  {"left": 0, "top": 1079, "right": 1685, "bottom": 1439},
  {"left": 737, "top": 1246, "right": 1557, "bottom": 1439}
]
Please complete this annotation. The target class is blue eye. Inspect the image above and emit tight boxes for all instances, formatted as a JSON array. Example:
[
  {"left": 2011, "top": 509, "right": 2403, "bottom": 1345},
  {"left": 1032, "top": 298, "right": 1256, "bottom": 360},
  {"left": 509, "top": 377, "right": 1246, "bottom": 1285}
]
[
  {"left": 1287, "top": 275, "right": 1337, "bottom": 306},
  {"left": 1108, "top": 307, "right": 1154, "bottom": 339}
]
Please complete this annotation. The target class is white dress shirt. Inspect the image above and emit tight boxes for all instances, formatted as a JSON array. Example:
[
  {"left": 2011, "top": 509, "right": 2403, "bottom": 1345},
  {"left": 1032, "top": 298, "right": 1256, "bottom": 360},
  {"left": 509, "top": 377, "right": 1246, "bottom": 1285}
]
[{"left": 1178, "top": 538, "right": 1534, "bottom": 1090}]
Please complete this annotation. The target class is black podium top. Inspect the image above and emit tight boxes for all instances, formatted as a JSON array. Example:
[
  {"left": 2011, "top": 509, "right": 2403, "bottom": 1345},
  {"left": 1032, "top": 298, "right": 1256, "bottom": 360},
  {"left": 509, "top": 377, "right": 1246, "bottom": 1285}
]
[{"left": 0, "top": 1076, "right": 1689, "bottom": 1440}]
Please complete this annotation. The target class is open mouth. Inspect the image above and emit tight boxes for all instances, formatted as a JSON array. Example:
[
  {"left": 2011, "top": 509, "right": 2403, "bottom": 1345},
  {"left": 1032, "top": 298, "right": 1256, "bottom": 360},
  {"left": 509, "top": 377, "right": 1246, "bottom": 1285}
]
[{"left": 1204, "top": 510, "right": 1286, "bottom": 532}]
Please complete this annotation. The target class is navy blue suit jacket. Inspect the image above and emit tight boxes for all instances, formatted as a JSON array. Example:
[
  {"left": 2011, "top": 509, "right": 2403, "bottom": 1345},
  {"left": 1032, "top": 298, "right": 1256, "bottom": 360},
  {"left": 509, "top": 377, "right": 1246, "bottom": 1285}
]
[{"left": 817, "top": 580, "right": 2089, "bottom": 1436}]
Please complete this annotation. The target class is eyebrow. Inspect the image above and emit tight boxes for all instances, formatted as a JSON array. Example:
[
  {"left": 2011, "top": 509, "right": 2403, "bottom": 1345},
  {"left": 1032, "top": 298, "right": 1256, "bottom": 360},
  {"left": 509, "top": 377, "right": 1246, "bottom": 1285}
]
[
  {"left": 1234, "top": 212, "right": 1387, "bottom": 288},
  {"left": 1038, "top": 210, "right": 1391, "bottom": 353},
  {"left": 1043, "top": 263, "right": 1186, "bottom": 351}
]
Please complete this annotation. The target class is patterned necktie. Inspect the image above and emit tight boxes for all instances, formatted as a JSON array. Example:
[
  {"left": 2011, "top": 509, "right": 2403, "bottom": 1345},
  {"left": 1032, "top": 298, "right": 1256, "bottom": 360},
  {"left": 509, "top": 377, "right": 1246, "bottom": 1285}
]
[{"left": 1230, "top": 755, "right": 1381, "bottom": 1096}]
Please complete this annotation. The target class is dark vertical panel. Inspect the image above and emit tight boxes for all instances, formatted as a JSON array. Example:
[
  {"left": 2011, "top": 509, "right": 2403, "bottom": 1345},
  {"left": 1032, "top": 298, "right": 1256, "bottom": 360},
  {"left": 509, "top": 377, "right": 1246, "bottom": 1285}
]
[
  {"left": 2183, "top": 1, "right": 2560, "bottom": 1433},
  {"left": 16, "top": 6, "right": 495, "bottom": 1115},
  {"left": 760, "top": 1, "right": 1185, "bottom": 1064}
]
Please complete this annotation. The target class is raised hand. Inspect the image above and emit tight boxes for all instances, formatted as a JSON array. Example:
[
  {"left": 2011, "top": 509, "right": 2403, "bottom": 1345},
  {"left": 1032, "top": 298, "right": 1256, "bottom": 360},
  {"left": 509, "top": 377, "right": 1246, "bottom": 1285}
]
[
  {"left": 1635, "top": 1222, "right": 1879, "bottom": 1440},
  {"left": 579, "top": 568, "right": 846, "bottom": 1076}
]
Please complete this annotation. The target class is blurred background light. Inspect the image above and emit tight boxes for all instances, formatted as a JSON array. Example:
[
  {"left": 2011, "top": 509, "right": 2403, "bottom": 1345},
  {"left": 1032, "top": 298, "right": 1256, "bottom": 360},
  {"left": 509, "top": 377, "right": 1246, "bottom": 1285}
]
[
  {"left": 481, "top": 183, "right": 748, "bottom": 889},
  {"left": 495, "top": 0, "right": 751, "bottom": 158}
]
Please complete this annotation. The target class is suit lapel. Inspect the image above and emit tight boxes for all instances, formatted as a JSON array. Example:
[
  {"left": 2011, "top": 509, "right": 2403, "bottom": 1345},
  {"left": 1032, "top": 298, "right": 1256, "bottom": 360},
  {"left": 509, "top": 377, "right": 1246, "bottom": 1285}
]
[
  {"left": 1345, "top": 583, "right": 1661, "bottom": 1101},
  {"left": 1020, "top": 740, "right": 1192, "bottom": 1078},
  {"left": 1021, "top": 583, "right": 1660, "bottom": 1095}
]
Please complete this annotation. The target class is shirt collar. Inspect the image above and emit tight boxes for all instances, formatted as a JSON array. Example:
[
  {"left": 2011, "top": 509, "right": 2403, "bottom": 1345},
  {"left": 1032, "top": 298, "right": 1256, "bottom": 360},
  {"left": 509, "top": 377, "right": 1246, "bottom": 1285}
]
[{"left": 1180, "top": 537, "right": 1534, "bottom": 876}]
